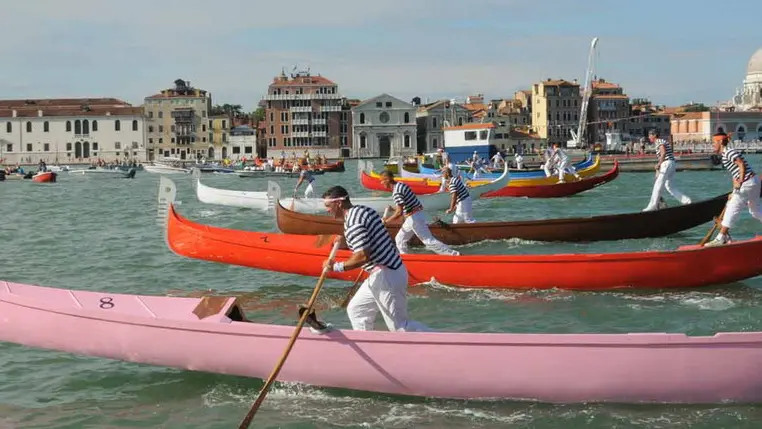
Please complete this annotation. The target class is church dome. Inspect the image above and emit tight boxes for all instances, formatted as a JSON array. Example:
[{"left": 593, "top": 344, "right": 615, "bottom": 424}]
[{"left": 747, "top": 48, "right": 762, "bottom": 76}]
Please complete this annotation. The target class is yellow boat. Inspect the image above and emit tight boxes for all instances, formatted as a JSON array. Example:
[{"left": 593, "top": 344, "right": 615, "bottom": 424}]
[{"left": 369, "top": 155, "right": 601, "bottom": 188}]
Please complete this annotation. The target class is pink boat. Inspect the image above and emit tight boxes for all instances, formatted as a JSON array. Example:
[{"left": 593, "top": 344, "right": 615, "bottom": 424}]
[{"left": 1, "top": 280, "right": 762, "bottom": 403}]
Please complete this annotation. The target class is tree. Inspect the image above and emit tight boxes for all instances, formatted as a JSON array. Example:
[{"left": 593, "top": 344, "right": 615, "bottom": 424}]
[
  {"left": 210, "top": 103, "right": 243, "bottom": 116},
  {"left": 681, "top": 103, "right": 710, "bottom": 112},
  {"left": 253, "top": 107, "right": 265, "bottom": 122}
]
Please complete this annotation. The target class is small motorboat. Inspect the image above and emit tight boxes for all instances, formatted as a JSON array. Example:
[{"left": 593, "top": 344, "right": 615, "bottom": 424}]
[{"left": 31, "top": 171, "right": 56, "bottom": 183}]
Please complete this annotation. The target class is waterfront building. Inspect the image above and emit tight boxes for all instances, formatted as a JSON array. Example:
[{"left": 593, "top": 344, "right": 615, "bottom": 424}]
[
  {"left": 587, "top": 78, "right": 631, "bottom": 144},
  {"left": 143, "top": 79, "right": 212, "bottom": 161},
  {"left": 731, "top": 47, "right": 762, "bottom": 111},
  {"left": 0, "top": 98, "right": 145, "bottom": 165},
  {"left": 208, "top": 115, "right": 231, "bottom": 160},
  {"left": 260, "top": 68, "right": 350, "bottom": 159},
  {"left": 414, "top": 99, "right": 472, "bottom": 154},
  {"left": 350, "top": 94, "right": 417, "bottom": 158},
  {"left": 530, "top": 79, "right": 582, "bottom": 146},
  {"left": 228, "top": 125, "right": 258, "bottom": 159}
]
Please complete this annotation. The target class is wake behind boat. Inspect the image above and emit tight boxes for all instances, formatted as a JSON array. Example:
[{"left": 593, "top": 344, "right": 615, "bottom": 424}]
[{"left": 1, "top": 279, "right": 762, "bottom": 404}]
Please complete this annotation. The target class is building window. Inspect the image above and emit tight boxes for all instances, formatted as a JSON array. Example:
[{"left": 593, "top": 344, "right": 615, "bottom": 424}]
[
  {"left": 5, "top": 144, "right": 11, "bottom": 152},
  {"left": 404, "top": 112, "right": 410, "bottom": 123},
  {"left": 376, "top": 102, "right": 382, "bottom": 108},
  {"left": 404, "top": 135, "right": 411, "bottom": 148},
  {"left": 26, "top": 121, "right": 31, "bottom": 132},
  {"left": 83, "top": 120, "right": 90, "bottom": 135},
  {"left": 75, "top": 120, "right": 81, "bottom": 134},
  {"left": 66, "top": 143, "right": 72, "bottom": 150},
  {"left": 159, "top": 125, "right": 164, "bottom": 132},
  {"left": 26, "top": 143, "right": 32, "bottom": 151},
  {"left": 115, "top": 142, "right": 122, "bottom": 149},
  {"left": 43, "top": 143, "right": 49, "bottom": 151},
  {"left": 360, "top": 134, "right": 366, "bottom": 148},
  {"left": 385, "top": 102, "right": 392, "bottom": 107},
  {"left": 360, "top": 113, "right": 365, "bottom": 124},
  {"left": 149, "top": 126, "right": 154, "bottom": 132},
  {"left": 432, "top": 117, "right": 437, "bottom": 129},
  {"left": 43, "top": 121, "right": 49, "bottom": 132},
  {"left": 132, "top": 120, "right": 138, "bottom": 131},
  {"left": 115, "top": 120, "right": 121, "bottom": 131},
  {"left": 5, "top": 122, "right": 10, "bottom": 133}
]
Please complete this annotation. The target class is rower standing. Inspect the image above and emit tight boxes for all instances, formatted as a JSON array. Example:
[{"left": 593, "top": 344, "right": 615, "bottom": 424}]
[
  {"left": 548, "top": 142, "right": 580, "bottom": 183},
  {"left": 379, "top": 170, "right": 459, "bottom": 256},
  {"left": 642, "top": 129, "right": 691, "bottom": 211},
  {"left": 442, "top": 166, "right": 475, "bottom": 223},
  {"left": 295, "top": 167, "right": 316, "bottom": 198},
  {"left": 490, "top": 151, "right": 504, "bottom": 169},
  {"left": 321, "top": 186, "right": 431, "bottom": 331},
  {"left": 704, "top": 132, "right": 762, "bottom": 246},
  {"left": 541, "top": 145, "right": 555, "bottom": 177}
]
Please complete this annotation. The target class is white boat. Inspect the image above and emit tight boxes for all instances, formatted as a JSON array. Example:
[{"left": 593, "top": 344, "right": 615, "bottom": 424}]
[
  {"left": 68, "top": 167, "right": 137, "bottom": 178},
  {"left": 143, "top": 157, "right": 192, "bottom": 175},
  {"left": 193, "top": 162, "right": 509, "bottom": 214}
]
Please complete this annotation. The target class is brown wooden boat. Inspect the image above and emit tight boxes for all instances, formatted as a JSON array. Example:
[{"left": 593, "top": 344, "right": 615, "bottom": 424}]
[{"left": 274, "top": 193, "right": 729, "bottom": 244}]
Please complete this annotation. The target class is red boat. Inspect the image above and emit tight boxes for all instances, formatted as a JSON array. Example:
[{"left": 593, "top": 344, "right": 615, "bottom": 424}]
[
  {"left": 482, "top": 162, "right": 619, "bottom": 198},
  {"left": 158, "top": 177, "right": 762, "bottom": 291},
  {"left": 31, "top": 171, "right": 56, "bottom": 183}
]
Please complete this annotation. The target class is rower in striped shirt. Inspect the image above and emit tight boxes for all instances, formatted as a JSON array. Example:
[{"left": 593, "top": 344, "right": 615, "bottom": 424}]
[
  {"left": 442, "top": 166, "right": 475, "bottom": 223},
  {"left": 642, "top": 129, "right": 692, "bottom": 211},
  {"left": 321, "top": 186, "right": 431, "bottom": 331},
  {"left": 379, "top": 170, "right": 460, "bottom": 256},
  {"left": 294, "top": 167, "right": 316, "bottom": 198},
  {"left": 704, "top": 132, "right": 762, "bottom": 246}
]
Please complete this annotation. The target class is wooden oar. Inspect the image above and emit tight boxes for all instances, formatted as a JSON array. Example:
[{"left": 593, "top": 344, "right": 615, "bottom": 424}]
[
  {"left": 699, "top": 205, "right": 727, "bottom": 246},
  {"left": 339, "top": 271, "right": 366, "bottom": 308},
  {"left": 289, "top": 189, "right": 297, "bottom": 211},
  {"left": 238, "top": 240, "right": 341, "bottom": 429}
]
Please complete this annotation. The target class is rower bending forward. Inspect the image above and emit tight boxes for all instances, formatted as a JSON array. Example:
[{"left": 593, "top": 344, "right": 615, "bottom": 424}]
[
  {"left": 379, "top": 170, "right": 460, "bottom": 256},
  {"left": 295, "top": 168, "right": 315, "bottom": 198},
  {"left": 321, "top": 186, "right": 431, "bottom": 331},
  {"left": 442, "top": 166, "right": 475, "bottom": 223},
  {"left": 704, "top": 132, "right": 762, "bottom": 246}
]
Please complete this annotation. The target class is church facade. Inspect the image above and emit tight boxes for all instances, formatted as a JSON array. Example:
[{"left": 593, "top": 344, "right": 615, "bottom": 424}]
[{"left": 732, "top": 48, "right": 762, "bottom": 111}]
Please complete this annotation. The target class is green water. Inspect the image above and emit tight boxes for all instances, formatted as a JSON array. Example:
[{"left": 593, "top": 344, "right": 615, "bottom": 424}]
[{"left": 2, "top": 158, "right": 762, "bottom": 429}]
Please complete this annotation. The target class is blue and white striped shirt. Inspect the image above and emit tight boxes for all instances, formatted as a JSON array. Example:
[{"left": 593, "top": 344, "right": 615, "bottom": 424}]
[
  {"left": 344, "top": 205, "right": 403, "bottom": 271},
  {"left": 551, "top": 148, "right": 568, "bottom": 165},
  {"left": 392, "top": 182, "right": 423, "bottom": 215},
  {"left": 655, "top": 138, "right": 675, "bottom": 161},
  {"left": 448, "top": 175, "right": 469, "bottom": 203},
  {"left": 300, "top": 169, "right": 315, "bottom": 183},
  {"left": 722, "top": 148, "right": 754, "bottom": 181}
]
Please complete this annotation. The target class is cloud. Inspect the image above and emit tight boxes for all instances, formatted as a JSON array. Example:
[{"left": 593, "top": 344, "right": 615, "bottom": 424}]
[{"left": 0, "top": 0, "right": 758, "bottom": 110}]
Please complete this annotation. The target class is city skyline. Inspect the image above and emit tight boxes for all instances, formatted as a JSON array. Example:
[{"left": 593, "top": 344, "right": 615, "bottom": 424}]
[{"left": 0, "top": 0, "right": 759, "bottom": 110}]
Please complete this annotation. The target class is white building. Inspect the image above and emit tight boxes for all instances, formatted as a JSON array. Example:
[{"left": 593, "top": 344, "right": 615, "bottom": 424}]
[
  {"left": 351, "top": 94, "right": 417, "bottom": 158},
  {"left": 731, "top": 47, "right": 762, "bottom": 111},
  {"left": 228, "top": 125, "right": 257, "bottom": 159},
  {"left": 0, "top": 98, "right": 146, "bottom": 165}
]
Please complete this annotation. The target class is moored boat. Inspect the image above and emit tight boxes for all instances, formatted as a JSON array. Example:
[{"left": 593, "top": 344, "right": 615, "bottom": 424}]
[
  {"left": 3, "top": 280, "right": 762, "bottom": 404},
  {"left": 274, "top": 190, "right": 728, "bottom": 244},
  {"left": 69, "top": 167, "right": 137, "bottom": 178},
  {"left": 161, "top": 177, "right": 762, "bottom": 290}
]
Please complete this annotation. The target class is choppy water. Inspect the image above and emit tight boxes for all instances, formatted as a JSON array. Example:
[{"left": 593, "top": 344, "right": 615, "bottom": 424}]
[{"left": 2, "top": 158, "right": 762, "bottom": 428}]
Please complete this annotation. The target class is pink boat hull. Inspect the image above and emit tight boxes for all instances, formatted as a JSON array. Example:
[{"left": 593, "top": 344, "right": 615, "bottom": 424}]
[{"left": 1, "top": 280, "right": 762, "bottom": 403}]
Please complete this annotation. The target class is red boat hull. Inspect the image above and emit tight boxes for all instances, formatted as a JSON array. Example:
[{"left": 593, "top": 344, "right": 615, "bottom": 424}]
[
  {"left": 482, "top": 162, "right": 619, "bottom": 198},
  {"left": 163, "top": 201, "right": 762, "bottom": 291},
  {"left": 31, "top": 172, "right": 56, "bottom": 183}
]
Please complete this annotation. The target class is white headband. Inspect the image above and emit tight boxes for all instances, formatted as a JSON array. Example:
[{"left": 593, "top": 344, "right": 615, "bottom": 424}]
[{"left": 323, "top": 196, "right": 348, "bottom": 202}]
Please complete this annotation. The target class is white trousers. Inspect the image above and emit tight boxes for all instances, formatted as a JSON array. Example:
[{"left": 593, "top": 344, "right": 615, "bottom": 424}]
[
  {"left": 395, "top": 211, "right": 459, "bottom": 256},
  {"left": 453, "top": 196, "right": 475, "bottom": 224},
  {"left": 515, "top": 155, "right": 523, "bottom": 169},
  {"left": 720, "top": 175, "right": 762, "bottom": 229},
  {"left": 304, "top": 182, "right": 315, "bottom": 198},
  {"left": 543, "top": 160, "right": 554, "bottom": 177},
  {"left": 644, "top": 160, "right": 691, "bottom": 210},
  {"left": 556, "top": 159, "right": 569, "bottom": 181},
  {"left": 347, "top": 265, "right": 432, "bottom": 332}
]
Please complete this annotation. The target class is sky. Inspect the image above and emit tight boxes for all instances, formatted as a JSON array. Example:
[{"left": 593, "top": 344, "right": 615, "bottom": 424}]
[{"left": 0, "top": 0, "right": 760, "bottom": 111}]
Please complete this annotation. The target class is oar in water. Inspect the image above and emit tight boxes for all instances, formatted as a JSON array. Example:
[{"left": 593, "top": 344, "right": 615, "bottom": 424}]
[{"left": 238, "top": 240, "right": 341, "bottom": 429}]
